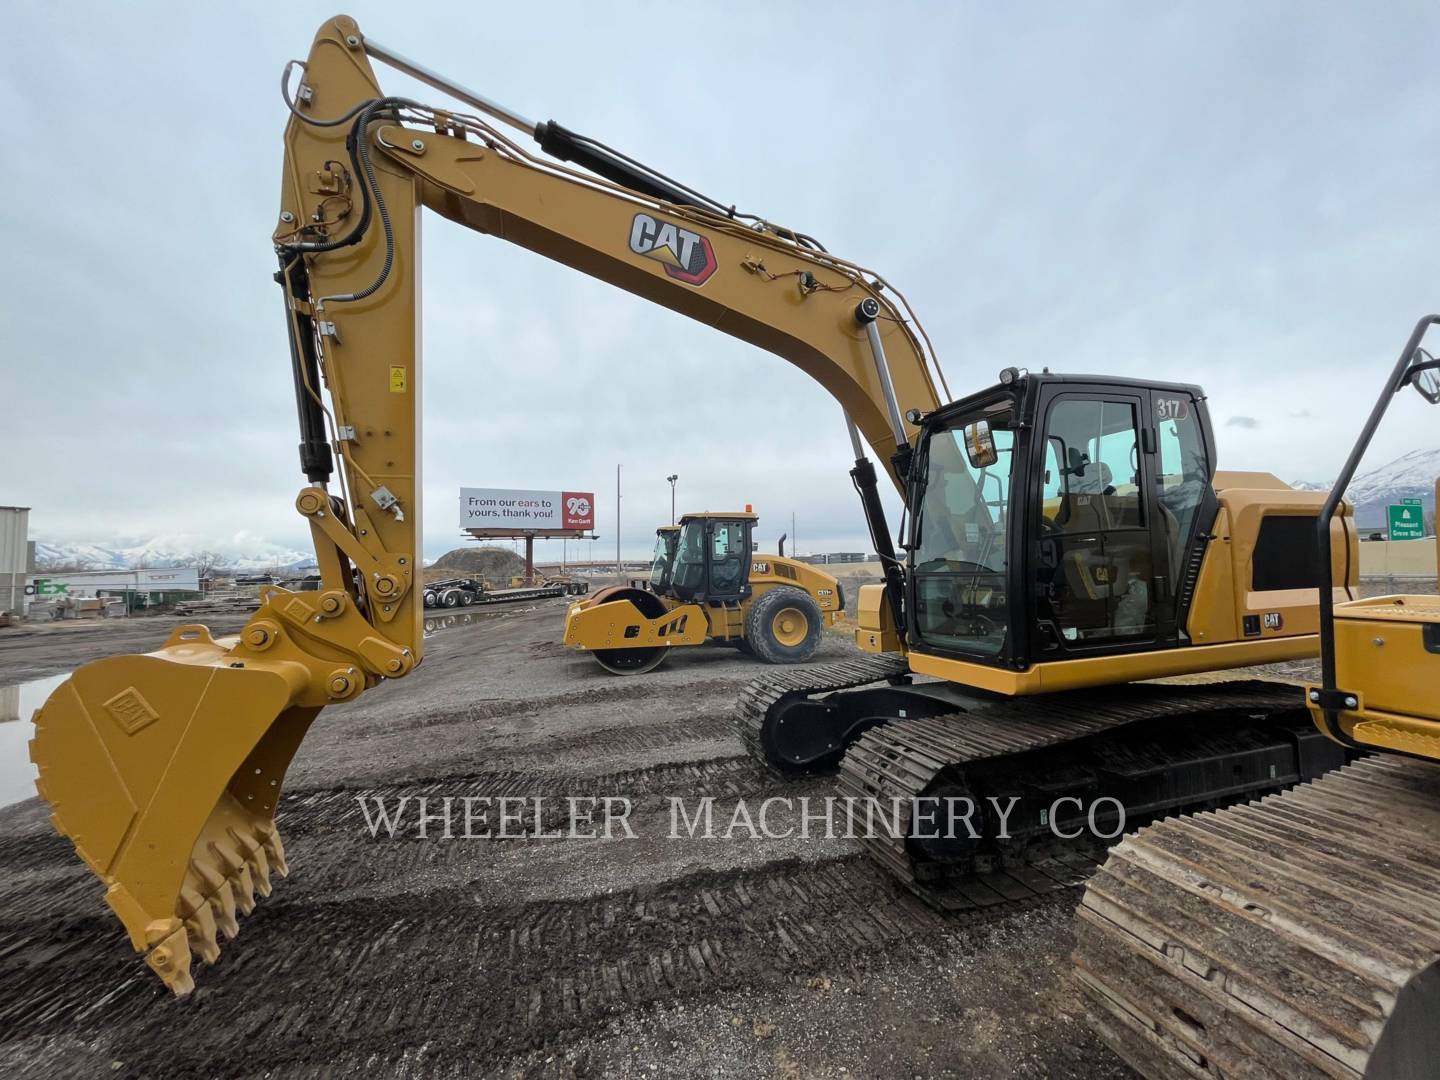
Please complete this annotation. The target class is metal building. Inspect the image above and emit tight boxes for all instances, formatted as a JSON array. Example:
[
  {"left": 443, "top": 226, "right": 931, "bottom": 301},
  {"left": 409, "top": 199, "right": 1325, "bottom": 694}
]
[
  {"left": 0, "top": 507, "right": 29, "bottom": 617},
  {"left": 30, "top": 567, "right": 201, "bottom": 606}
]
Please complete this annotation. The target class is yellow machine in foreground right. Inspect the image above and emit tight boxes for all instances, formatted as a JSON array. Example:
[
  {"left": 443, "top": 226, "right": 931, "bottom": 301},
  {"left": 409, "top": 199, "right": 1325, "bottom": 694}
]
[
  {"left": 1074, "top": 315, "right": 1440, "bottom": 1080},
  {"left": 563, "top": 512, "right": 844, "bottom": 674}
]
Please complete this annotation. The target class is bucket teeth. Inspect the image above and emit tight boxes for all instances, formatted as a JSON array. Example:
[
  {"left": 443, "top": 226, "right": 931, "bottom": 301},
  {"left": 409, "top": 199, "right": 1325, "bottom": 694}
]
[
  {"left": 229, "top": 826, "right": 273, "bottom": 897},
  {"left": 186, "top": 905, "right": 221, "bottom": 965},
  {"left": 260, "top": 824, "right": 289, "bottom": 877},
  {"left": 177, "top": 884, "right": 221, "bottom": 965},
  {"left": 248, "top": 842, "right": 273, "bottom": 897},
  {"left": 232, "top": 863, "right": 257, "bottom": 916},
  {"left": 145, "top": 925, "right": 195, "bottom": 996},
  {"left": 208, "top": 839, "right": 257, "bottom": 916},
  {"left": 157, "top": 821, "right": 293, "bottom": 989},
  {"left": 209, "top": 837, "right": 244, "bottom": 875},
  {"left": 194, "top": 861, "right": 241, "bottom": 940}
]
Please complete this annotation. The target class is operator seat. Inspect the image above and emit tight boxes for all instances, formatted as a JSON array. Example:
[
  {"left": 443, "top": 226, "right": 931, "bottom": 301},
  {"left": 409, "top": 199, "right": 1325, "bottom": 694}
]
[
  {"left": 1057, "top": 462, "right": 1115, "bottom": 533},
  {"left": 710, "top": 554, "right": 743, "bottom": 596}
]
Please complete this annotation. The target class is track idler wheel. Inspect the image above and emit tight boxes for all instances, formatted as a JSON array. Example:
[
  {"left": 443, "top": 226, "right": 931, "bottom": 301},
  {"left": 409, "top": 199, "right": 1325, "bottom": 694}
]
[
  {"left": 759, "top": 694, "right": 882, "bottom": 774},
  {"left": 592, "top": 645, "right": 670, "bottom": 675},
  {"left": 29, "top": 625, "right": 317, "bottom": 995}
]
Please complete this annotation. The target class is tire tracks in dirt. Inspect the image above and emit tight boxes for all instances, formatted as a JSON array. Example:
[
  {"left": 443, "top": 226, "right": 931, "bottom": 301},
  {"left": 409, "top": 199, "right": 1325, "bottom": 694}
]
[{"left": 0, "top": 853, "right": 1021, "bottom": 1074}]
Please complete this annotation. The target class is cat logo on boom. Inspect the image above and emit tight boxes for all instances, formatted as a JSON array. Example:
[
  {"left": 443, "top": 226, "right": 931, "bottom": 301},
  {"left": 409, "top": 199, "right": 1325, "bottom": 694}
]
[{"left": 629, "top": 213, "right": 718, "bottom": 285}]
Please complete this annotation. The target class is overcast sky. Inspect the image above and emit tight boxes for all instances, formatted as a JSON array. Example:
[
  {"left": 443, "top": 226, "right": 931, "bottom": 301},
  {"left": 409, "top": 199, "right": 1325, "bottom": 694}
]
[{"left": 4, "top": 2, "right": 1439, "bottom": 562}]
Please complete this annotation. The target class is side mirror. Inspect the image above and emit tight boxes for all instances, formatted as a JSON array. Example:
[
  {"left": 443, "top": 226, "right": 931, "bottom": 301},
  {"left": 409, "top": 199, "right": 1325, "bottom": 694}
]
[
  {"left": 963, "top": 420, "right": 999, "bottom": 469},
  {"left": 1410, "top": 348, "right": 1440, "bottom": 405}
]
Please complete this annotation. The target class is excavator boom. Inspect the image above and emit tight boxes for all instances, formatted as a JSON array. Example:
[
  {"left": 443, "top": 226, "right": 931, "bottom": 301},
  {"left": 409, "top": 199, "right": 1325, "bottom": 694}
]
[{"left": 28, "top": 15, "right": 945, "bottom": 994}]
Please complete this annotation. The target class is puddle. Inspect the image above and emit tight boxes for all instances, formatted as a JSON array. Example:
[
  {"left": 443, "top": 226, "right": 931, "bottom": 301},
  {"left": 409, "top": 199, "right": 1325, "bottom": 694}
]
[
  {"left": 0, "top": 673, "right": 68, "bottom": 809},
  {"left": 424, "top": 612, "right": 484, "bottom": 636}
]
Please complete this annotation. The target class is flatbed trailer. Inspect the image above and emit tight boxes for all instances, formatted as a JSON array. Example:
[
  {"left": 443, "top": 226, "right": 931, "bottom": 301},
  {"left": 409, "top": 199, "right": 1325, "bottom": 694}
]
[{"left": 422, "top": 576, "right": 587, "bottom": 608}]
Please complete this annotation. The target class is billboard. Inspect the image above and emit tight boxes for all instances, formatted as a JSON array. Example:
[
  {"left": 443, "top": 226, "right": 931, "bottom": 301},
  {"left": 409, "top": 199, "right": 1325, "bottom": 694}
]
[{"left": 459, "top": 488, "right": 595, "bottom": 535}]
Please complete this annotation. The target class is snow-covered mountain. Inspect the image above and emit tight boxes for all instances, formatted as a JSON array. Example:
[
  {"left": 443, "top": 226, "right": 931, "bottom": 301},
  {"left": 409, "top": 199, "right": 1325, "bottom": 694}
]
[
  {"left": 1290, "top": 447, "right": 1440, "bottom": 526},
  {"left": 34, "top": 537, "right": 315, "bottom": 573},
  {"left": 29, "top": 449, "right": 1438, "bottom": 569}
]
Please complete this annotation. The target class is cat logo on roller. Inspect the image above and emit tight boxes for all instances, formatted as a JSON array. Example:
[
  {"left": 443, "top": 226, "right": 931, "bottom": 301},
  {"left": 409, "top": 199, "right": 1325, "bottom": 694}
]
[{"left": 629, "top": 213, "right": 718, "bottom": 285}]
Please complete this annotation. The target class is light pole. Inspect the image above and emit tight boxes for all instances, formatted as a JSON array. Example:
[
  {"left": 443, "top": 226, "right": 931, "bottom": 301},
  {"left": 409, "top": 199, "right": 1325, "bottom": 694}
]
[
  {"left": 616, "top": 464, "right": 622, "bottom": 576},
  {"left": 666, "top": 474, "right": 678, "bottom": 525}
]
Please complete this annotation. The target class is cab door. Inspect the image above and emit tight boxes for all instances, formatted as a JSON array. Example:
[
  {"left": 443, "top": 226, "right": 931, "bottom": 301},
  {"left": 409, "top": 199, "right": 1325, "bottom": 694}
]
[
  {"left": 704, "top": 519, "right": 753, "bottom": 602},
  {"left": 1030, "top": 388, "right": 1170, "bottom": 657}
]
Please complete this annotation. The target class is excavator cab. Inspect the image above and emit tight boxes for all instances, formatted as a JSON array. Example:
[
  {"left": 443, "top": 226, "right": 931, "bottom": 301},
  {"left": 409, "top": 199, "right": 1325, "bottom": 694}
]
[
  {"left": 668, "top": 513, "right": 756, "bottom": 604},
  {"left": 907, "top": 374, "right": 1216, "bottom": 675}
]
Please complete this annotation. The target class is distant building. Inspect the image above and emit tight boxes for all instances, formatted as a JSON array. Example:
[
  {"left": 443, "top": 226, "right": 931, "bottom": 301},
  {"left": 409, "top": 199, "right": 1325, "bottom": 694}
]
[
  {"left": 0, "top": 507, "right": 29, "bottom": 616},
  {"left": 29, "top": 567, "right": 202, "bottom": 610}
]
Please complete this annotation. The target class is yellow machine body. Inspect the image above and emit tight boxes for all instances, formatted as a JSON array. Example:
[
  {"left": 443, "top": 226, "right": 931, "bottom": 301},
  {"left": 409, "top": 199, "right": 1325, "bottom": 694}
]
[
  {"left": 857, "top": 474, "right": 1355, "bottom": 693},
  {"left": 562, "top": 586, "right": 710, "bottom": 650},
  {"left": 24, "top": 11, "right": 1374, "bottom": 1002},
  {"left": 563, "top": 512, "right": 843, "bottom": 672},
  {"left": 1074, "top": 327, "right": 1440, "bottom": 1080},
  {"left": 1305, "top": 594, "right": 1440, "bottom": 757},
  {"left": 1305, "top": 479, "right": 1440, "bottom": 758},
  {"left": 563, "top": 559, "right": 843, "bottom": 646}
]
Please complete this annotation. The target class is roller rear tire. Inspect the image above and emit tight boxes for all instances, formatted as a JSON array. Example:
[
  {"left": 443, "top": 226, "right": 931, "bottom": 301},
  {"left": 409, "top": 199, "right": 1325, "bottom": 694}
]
[{"left": 745, "top": 587, "right": 824, "bottom": 664}]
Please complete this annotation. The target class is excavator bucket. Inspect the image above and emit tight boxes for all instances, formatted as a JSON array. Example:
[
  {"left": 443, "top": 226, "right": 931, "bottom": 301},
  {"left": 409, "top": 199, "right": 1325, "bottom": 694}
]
[{"left": 29, "top": 624, "right": 318, "bottom": 994}]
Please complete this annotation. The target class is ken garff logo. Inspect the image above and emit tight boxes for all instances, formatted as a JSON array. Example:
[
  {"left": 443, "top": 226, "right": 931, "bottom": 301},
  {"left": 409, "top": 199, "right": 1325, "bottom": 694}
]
[
  {"left": 566, "top": 495, "right": 592, "bottom": 517},
  {"left": 629, "top": 213, "right": 717, "bottom": 286}
]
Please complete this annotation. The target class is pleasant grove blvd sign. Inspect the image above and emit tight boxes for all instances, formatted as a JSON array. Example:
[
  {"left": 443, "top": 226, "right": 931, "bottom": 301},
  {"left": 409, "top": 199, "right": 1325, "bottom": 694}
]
[{"left": 1387, "top": 499, "right": 1426, "bottom": 541}]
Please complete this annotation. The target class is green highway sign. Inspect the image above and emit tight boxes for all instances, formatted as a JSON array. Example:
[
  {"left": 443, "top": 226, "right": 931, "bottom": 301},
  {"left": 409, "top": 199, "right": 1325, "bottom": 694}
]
[{"left": 1387, "top": 503, "right": 1425, "bottom": 541}]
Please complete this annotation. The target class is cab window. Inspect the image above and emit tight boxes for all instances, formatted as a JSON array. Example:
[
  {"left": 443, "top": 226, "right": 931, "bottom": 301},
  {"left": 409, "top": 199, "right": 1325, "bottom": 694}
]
[
  {"left": 1035, "top": 397, "right": 1154, "bottom": 644},
  {"left": 710, "top": 522, "right": 745, "bottom": 594},
  {"left": 1155, "top": 394, "right": 1208, "bottom": 575},
  {"left": 911, "top": 409, "right": 1015, "bottom": 657}
]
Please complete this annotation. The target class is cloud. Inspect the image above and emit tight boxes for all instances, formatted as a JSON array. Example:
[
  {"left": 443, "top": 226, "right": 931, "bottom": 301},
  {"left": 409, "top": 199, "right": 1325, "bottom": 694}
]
[
  {"left": 5, "top": 3, "right": 1440, "bottom": 560},
  {"left": 1226, "top": 416, "right": 1261, "bottom": 429}
]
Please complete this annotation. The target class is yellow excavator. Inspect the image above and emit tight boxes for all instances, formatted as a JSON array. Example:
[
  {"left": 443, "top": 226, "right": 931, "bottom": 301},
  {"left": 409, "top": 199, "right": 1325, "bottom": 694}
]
[
  {"left": 29, "top": 17, "right": 1365, "bottom": 1002},
  {"left": 1074, "top": 318, "right": 1440, "bottom": 1080},
  {"left": 562, "top": 511, "right": 844, "bottom": 673}
]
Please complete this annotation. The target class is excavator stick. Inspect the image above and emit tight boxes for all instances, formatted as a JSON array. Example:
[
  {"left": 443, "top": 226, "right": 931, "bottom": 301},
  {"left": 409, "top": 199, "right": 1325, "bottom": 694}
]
[{"left": 29, "top": 623, "right": 322, "bottom": 994}]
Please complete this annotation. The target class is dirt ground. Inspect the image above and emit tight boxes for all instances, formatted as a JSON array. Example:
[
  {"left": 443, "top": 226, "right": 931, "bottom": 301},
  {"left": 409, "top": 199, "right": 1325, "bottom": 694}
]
[
  {"left": 0, "top": 599, "right": 1140, "bottom": 1079},
  {"left": 1, "top": 581, "right": 1427, "bottom": 1078}
]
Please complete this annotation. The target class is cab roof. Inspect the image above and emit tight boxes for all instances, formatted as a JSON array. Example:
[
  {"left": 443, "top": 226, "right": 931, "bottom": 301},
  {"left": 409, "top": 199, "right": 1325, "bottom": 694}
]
[{"left": 678, "top": 511, "right": 759, "bottom": 522}]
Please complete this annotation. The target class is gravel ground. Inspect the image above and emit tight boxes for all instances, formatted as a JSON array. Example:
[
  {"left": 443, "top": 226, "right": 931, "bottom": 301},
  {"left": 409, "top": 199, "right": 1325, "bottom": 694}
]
[
  {"left": 0, "top": 600, "right": 1132, "bottom": 1078},
  {"left": 3, "top": 582, "right": 1426, "bottom": 1077}
]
